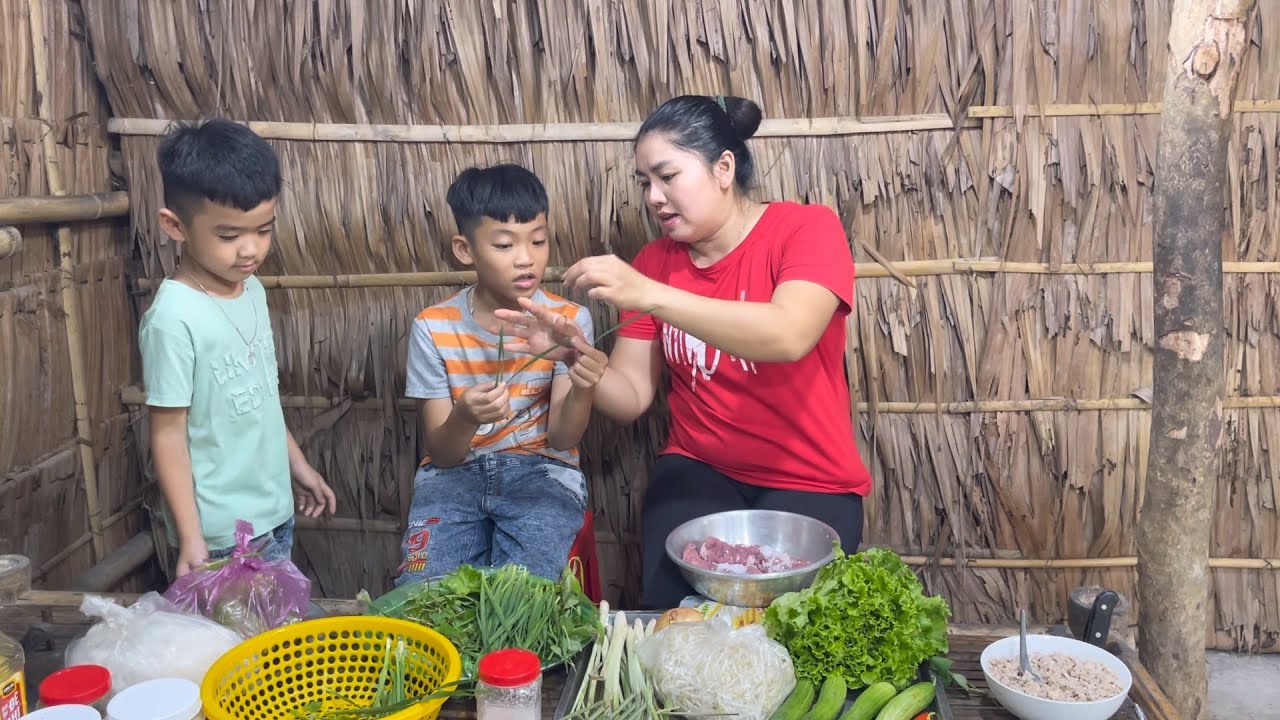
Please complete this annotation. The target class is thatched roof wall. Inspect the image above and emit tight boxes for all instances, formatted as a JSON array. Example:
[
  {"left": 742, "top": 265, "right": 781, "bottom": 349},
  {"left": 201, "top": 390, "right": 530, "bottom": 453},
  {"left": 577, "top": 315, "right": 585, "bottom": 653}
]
[
  {"left": 64, "top": 0, "right": 1280, "bottom": 650},
  {"left": 1, "top": 0, "right": 146, "bottom": 590}
]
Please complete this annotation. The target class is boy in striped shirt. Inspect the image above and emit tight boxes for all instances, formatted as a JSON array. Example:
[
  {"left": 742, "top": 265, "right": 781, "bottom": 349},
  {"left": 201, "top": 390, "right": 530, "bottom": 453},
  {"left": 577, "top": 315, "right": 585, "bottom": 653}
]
[{"left": 396, "top": 164, "right": 607, "bottom": 585}]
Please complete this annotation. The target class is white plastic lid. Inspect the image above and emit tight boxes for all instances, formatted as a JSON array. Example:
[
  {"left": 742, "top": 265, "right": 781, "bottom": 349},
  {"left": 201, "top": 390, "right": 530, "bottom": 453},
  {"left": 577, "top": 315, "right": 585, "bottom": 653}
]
[
  {"left": 24, "top": 706, "right": 102, "bottom": 720},
  {"left": 106, "top": 678, "right": 202, "bottom": 720}
]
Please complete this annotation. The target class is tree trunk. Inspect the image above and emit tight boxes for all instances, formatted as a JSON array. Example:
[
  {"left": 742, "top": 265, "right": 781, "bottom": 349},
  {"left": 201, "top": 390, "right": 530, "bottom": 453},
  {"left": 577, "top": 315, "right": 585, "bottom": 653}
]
[{"left": 1137, "top": 2, "right": 1253, "bottom": 719}]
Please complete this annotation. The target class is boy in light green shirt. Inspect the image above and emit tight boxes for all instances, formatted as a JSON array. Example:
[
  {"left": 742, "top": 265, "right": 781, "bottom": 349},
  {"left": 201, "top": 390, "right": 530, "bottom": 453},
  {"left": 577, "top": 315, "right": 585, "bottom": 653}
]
[{"left": 139, "top": 119, "right": 336, "bottom": 577}]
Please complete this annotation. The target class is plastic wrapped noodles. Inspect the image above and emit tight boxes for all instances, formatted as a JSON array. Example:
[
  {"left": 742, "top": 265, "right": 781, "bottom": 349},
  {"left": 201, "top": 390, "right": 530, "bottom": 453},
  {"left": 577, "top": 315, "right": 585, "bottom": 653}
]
[{"left": 637, "top": 617, "right": 796, "bottom": 720}]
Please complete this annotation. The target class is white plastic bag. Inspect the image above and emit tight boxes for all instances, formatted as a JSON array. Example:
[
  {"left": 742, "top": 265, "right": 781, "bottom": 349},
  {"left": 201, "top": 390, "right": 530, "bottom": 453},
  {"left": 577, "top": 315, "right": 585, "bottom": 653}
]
[
  {"left": 638, "top": 616, "right": 796, "bottom": 720},
  {"left": 65, "top": 592, "right": 242, "bottom": 694}
]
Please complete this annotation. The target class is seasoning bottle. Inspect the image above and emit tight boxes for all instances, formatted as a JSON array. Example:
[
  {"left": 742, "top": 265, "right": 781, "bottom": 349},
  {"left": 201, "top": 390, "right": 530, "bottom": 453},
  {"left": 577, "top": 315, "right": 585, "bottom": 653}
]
[
  {"left": 38, "top": 664, "right": 112, "bottom": 714},
  {"left": 105, "top": 678, "right": 204, "bottom": 720},
  {"left": 0, "top": 630, "right": 25, "bottom": 720},
  {"left": 476, "top": 648, "right": 542, "bottom": 720}
]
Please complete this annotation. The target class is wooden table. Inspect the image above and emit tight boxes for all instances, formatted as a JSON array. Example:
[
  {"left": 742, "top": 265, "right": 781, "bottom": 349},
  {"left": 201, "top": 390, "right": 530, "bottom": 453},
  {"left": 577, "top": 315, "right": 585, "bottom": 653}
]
[{"left": 1, "top": 593, "right": 1178, "bottom": 719}]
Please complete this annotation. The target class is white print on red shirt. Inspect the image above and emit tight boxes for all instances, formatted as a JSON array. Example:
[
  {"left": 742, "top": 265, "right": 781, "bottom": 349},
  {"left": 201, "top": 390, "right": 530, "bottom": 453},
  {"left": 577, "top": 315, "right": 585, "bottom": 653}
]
[{"left": 661, "top": 291, "right": 759, "bottom": 391}]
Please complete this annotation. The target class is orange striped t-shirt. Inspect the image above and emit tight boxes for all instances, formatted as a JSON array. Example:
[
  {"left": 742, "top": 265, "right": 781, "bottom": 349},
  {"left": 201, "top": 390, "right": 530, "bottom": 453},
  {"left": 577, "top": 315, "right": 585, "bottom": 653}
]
[{"left": 405, "top": 287, "right": 594, "bottom": 467}]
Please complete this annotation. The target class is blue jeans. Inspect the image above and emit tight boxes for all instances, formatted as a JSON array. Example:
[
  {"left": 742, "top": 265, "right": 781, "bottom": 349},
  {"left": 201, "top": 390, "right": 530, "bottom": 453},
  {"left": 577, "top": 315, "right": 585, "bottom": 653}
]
[
  {"left": 208, "top": 517, "right": 295, "bottom": 563},
  {"left": 395, "top": 453, "right": 587, "bottom": 586}
]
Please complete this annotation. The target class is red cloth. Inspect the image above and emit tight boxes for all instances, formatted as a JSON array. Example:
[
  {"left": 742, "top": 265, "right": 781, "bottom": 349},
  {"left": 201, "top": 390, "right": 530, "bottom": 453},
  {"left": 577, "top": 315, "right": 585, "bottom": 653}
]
[
  {"left": 568, "top": 510, "right": 602, "bottom": 603},
  {"left": 618, "top": 201, "right": 872, "bottom": 496}
]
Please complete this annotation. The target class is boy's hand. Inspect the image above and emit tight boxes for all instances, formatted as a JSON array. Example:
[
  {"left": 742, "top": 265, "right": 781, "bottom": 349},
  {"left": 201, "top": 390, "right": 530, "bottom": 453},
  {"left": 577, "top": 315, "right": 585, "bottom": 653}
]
[
  {"left": 292, "top": 463, "right": 337, "bottom": 517},
  {"left": 453, "top": 382, "right": 512, "bottom": 425},
  {"left": 176, "top": 537, "right": 209, "bottom": 578},
  {"left": 567, "top": 336, "right": 608, "bottom": 390},
  {"left": 493, "top": 298, "right": 586, "bottom": 363}
]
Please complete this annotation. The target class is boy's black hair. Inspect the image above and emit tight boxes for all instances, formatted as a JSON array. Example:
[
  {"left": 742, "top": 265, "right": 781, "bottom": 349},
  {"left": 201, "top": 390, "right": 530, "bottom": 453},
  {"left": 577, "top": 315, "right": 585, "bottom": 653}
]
[
  {"left": 446, "top": 164, "right": 549, "bottom": 239},
  {"left": 157, "top": 118, "right": 282, "bottom": 222}
]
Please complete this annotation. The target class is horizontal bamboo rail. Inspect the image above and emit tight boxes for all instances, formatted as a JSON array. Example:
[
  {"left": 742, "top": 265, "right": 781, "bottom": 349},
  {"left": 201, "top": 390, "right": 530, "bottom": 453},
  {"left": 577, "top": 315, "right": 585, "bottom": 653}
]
[
  {"left": 120, "top": 386, "right": 1280, "bottom": 414},
  {"left": 898, "top": 556, "right": 1279, "bottom": 570},
  {"left": 295, "top": 516, "right": 401, "bottom": 534},
  {"left": 109, "top": 115, "right": 975, "bottom": 142},
  {"left": 129, "top": 259, "right": 1280, "bottom": 292},
  {"left": 0, "top": 191, "right": 130, "bottom": 225},
  {"left": 107, "top": 100, "right": 1280, "bottom": 143}
]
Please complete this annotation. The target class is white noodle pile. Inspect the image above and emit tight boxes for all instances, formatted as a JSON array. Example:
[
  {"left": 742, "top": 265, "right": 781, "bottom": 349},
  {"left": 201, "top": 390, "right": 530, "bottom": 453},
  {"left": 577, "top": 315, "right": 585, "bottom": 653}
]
[{"left": 637, "top": 618, "right": 796, "bottom": 720}]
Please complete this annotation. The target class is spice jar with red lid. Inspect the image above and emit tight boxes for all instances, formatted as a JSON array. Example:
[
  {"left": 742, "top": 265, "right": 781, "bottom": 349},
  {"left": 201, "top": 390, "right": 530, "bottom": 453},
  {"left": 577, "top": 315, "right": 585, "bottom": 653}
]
[
  {"left": 476, "top": 648, "right": 541, "bottom": 720},
  {"left": 37, "top": 664, "right": 111, "bottom": 713}
]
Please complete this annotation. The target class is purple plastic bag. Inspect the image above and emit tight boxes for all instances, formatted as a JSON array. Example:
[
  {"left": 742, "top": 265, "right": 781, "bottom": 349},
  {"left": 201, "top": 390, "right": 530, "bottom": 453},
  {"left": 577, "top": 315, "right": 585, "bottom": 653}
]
[{"left": 163, "top": 520, "right": 311, "bottom": 638}]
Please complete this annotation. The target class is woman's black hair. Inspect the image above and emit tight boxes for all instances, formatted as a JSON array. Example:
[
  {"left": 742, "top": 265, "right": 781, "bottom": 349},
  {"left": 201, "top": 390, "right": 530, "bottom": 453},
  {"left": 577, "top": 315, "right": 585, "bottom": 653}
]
[{"left": 635, "top": 95, "right": 763, "bottom": 192}]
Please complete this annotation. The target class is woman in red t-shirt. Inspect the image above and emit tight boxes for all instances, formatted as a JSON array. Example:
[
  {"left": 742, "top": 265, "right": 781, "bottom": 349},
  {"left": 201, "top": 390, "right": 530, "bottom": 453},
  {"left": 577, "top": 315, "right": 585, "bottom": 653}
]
[{"left": 496, "top": 95, "right": 872, "bottom": 608}]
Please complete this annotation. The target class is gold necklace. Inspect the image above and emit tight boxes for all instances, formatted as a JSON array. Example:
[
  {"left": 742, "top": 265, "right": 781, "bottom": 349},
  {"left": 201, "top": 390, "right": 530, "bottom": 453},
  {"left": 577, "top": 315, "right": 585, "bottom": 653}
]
[{"left": 180, "top": 266, "right": 260, "bottom": 361}]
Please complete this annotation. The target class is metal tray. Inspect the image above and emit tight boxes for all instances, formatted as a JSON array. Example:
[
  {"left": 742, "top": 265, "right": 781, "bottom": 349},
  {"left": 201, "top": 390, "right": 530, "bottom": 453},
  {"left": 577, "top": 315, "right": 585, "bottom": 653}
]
[{"left": 553, "top": 611, "right": 955, "bottom": 720}]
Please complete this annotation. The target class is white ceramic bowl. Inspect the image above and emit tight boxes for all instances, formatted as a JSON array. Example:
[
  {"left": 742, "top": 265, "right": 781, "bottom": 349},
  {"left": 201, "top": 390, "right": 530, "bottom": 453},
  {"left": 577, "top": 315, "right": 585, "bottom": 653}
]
[{"left": 980, "top": 634, "right": 1133, "bottom": 720}]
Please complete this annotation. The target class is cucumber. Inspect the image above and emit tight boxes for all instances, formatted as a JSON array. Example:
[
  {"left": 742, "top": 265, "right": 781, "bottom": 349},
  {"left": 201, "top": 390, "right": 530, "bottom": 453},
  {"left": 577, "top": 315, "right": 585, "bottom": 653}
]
[
  {"left": 874, "top": 682, "right": 936, "bottom": 720},
  {"left": 770, "top": 679, "right": 817, "bottom": 720},
  {"left": 838, "top": 681, "right": 898, "bottom": 720},
  {"left": 801, "top": 675, "right": 848, "bottom": 720}
]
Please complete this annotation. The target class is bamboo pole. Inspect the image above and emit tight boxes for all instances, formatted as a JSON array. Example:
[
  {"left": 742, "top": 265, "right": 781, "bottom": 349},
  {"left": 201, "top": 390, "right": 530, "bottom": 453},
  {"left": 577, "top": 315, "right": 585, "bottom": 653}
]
[
  {"left": 901, "top": 556, "right": 1280, "bottom": 569},
  {"left": 106, "top": 100, "right": 1280, "bottom": 144},
  {"left": 295, "top": 516, "right": 402, "bottom": 534},
  {"left": 0, "top": 191, "right": 130, "bottom": 225},
  {"left": 117, "top": 385, "right": 1280, "bottom": 413},
  {"left": 129, "top": 259, "right": 1280, "bottom": 291},
  {"left": 0, "top": 227, "right": 20, "bottom": 260},
  {"left": 27, "top": 0, "right": 106, "bottom": 564},
  {"left": 33, "top": 496, "right": 145, "bottom": 581},
  {"left": 108, "top": 115, "right": 978, "bottom": 143}
]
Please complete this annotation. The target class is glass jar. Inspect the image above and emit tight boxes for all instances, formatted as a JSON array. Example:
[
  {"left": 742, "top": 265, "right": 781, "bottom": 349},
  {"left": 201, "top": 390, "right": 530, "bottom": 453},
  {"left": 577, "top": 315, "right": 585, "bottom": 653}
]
[
  {"left": 476, "top": 648, "right": 542, "bottom": 720},
  {"left": 0, "top": 630, "right": 25, "bottom": 720},
  {"left": 38, "top": 664, "right": 112, "bottom": 714}
]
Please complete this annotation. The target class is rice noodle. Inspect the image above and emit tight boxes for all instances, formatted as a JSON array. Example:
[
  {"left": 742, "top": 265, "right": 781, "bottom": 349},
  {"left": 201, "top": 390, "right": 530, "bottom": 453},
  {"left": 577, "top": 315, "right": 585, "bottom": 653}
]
[{"left": 637, "top": 619, "right": 795, "bottom": 720}]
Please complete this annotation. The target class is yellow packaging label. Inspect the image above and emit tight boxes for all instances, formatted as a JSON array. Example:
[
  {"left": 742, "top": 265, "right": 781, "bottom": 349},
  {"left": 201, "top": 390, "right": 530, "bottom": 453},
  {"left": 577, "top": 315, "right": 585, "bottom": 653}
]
[{"left": 0, "top": 670, "right": 25, "bottom": 720}]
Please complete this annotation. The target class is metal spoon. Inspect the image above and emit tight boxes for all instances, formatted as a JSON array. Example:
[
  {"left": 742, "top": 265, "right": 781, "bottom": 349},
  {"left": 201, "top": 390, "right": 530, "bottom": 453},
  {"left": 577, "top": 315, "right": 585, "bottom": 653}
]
[{"left": 1018, "top": 609, "right": 1045, "bottom": 683}]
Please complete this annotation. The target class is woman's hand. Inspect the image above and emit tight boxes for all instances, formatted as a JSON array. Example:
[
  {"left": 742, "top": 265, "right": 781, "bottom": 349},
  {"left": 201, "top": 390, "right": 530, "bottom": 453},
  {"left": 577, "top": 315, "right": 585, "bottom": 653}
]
[
  {"left": 567, "top": 337, "right": 609, "bottom": 390},
  {"left": 562, "top": 255, "right": 662, "bottom": 311}
]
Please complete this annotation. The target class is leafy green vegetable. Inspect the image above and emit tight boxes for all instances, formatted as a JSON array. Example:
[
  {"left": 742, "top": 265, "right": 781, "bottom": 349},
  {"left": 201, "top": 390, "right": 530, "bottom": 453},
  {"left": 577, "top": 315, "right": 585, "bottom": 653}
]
[
  {"left": 763, "top": 547, "right": 951, "bottom": 690},
  {"left": 288, "top": 639, "right": 472, "bottom": 719},
  {"left": 379, "top": 563, "right": 601, "bottom": 679}
]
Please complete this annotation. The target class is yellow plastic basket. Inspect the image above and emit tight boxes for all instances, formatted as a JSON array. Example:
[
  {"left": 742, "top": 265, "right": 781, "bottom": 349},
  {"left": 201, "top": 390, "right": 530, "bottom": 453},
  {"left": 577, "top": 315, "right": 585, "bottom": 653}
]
[{"left": 200, "top": 616, "right": 462, "bottom": 720}]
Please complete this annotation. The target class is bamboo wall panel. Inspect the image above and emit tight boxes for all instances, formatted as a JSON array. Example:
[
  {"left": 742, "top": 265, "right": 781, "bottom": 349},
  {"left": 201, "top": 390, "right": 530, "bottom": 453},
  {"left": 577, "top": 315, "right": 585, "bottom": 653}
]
[
  {"left": 1, "top": 0, "right": 145, "bottom": 590},
  {"left": 78, "top": 0, "right": 1280, "bottom": 649}
]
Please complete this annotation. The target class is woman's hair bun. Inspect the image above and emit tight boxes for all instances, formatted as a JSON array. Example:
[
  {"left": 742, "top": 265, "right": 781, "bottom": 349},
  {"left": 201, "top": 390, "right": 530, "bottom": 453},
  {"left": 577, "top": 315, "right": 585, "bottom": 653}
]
[{"left": 720, "top": 96, "right": 763, "bottom": 140}]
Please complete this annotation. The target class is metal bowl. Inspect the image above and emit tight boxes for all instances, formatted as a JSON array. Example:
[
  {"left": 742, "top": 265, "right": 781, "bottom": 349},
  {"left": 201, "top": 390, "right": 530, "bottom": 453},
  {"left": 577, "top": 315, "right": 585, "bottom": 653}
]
[{"left": 664, "top": 509, "right": 841, "bottom": 607}]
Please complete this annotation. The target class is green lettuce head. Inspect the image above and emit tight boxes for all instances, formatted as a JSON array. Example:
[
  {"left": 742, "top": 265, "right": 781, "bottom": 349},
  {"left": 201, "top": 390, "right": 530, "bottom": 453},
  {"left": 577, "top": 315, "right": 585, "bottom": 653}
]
[{"left": 763, "top": 547, "right": 951, "bottom": 689}]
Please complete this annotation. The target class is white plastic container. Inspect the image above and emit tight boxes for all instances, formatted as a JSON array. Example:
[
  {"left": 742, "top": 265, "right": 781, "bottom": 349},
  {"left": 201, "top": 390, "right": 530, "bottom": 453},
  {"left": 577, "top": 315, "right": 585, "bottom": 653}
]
[
  {"left": 105, "top": 678, "right": 203, "bottom": 720},
  {"left": 23, "top": 705, "right": 102, "bottom": 720}
]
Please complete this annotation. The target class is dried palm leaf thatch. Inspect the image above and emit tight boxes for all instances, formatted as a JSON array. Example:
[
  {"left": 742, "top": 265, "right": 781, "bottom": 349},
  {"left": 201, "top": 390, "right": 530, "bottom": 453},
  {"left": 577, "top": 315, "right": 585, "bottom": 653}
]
[
  {"left": 2, "top": 0, "right": 142, "bottom": 589},
  {"left": 74, "top": 0, "right": 1280, "bottom": 650}
]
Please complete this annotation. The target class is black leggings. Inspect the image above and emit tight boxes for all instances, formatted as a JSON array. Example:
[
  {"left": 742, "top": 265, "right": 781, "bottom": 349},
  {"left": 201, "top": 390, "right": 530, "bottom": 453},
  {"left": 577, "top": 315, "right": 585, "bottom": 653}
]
[{"left": 639, "top": 454, "right": 865, "bottom": 609}]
